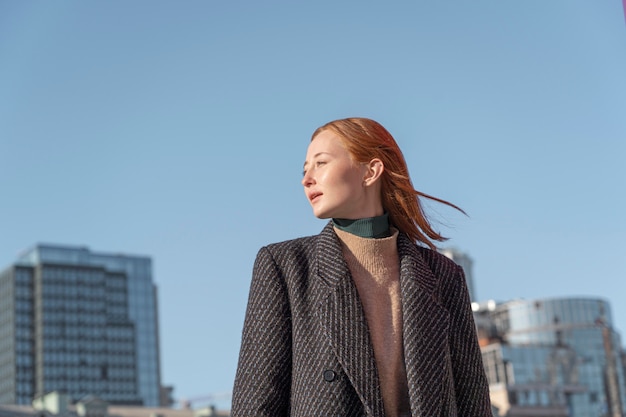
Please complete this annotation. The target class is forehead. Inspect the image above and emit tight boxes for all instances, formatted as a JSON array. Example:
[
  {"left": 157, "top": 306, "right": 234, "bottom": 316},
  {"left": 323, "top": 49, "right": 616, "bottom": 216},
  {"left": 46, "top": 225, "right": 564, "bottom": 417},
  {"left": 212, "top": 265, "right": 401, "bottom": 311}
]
[{"left": 306, "top": 130, "right": 348, "bottom": 158}]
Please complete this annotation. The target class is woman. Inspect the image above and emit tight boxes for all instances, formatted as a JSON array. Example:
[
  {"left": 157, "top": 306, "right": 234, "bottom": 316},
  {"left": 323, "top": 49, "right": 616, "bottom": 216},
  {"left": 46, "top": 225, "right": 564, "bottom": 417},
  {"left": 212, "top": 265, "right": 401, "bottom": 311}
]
[{"left": 232, "top": 118, "right": 492, "bottom": 416}]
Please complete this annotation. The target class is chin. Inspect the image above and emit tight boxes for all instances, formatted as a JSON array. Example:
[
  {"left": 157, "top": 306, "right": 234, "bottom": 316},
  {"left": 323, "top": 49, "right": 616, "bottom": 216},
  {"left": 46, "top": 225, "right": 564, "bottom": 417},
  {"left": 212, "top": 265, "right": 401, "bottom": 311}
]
[{"left": 312, "top": 208, "right": 332, "bottom": 219}]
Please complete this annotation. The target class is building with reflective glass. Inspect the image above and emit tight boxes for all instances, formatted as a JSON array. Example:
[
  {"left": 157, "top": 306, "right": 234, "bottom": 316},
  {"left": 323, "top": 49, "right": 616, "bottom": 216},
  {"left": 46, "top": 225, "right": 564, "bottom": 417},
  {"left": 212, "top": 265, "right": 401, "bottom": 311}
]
[
  {"left": 0, "top": 244, "right": 161, "bottom": 406},
  {"left": 475, "top": 297, "right": 626, "bottom": 417},
  {"left": 439, "top": 247, "right": 477, "bottom": 302}
]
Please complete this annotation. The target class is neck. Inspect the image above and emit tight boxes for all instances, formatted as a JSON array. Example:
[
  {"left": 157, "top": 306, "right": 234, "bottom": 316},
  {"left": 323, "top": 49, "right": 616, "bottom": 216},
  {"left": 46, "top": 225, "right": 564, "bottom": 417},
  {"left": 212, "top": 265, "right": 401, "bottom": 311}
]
[{"left": 332, "top": 213, "right": 391, "bottom": 238}]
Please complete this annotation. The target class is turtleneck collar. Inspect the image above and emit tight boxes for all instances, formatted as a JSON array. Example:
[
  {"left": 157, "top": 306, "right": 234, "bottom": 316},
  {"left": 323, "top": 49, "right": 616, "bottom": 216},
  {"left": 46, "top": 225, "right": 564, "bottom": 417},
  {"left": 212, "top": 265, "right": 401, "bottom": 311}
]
[{"left": 332, "top": 212, "right": 391, "bottom": 238}]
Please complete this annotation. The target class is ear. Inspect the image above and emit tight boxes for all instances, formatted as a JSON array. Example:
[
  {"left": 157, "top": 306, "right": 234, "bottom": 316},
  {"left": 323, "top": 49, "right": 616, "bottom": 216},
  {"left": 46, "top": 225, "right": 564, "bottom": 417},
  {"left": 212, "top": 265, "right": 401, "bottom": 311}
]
[{"left": 363, "top": 158, "right": 384, "bottom": 186}]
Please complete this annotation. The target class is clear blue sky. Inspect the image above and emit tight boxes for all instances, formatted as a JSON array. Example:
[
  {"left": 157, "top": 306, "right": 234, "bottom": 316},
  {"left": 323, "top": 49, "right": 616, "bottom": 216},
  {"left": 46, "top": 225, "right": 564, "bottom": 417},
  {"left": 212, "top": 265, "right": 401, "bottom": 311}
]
[{"left": 1, "top": 1, "right": 625, "bottom": 410}]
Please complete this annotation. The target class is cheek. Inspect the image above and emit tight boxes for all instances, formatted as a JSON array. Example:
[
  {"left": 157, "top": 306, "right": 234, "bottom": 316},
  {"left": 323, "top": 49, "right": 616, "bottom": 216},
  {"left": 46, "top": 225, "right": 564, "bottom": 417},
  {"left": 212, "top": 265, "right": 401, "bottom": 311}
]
[
  {"left": 339, "top": 169, "right": 364, "bottom": 190},
  {"left": 319, "top": 163, "right": 363, "bottom": 192},
  {"left": 330, "top": 172, "right": 363, "bottom": 198},
  {"left": 322, "top": 169, "right": 347, "bottom": 190}
]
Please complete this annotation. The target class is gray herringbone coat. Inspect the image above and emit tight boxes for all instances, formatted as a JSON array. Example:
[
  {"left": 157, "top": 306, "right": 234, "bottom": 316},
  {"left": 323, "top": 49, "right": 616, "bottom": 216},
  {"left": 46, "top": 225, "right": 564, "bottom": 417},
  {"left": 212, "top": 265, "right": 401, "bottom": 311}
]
[{"left": 232, "top": 223, "right": 492, "bottom": 416}]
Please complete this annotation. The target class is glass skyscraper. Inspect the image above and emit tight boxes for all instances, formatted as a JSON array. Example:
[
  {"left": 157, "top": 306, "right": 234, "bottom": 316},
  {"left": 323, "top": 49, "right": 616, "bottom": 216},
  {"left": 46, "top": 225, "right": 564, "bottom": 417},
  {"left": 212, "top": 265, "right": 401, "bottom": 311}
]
[
  {"left": 0, "top": 244, "right": 161, "bottom": 406},
  {"left": 477, "top": 297, "right": 626, "bottom": 417},
  {"left": 438, "top": 247, "right": 477, "bottom": 302}
]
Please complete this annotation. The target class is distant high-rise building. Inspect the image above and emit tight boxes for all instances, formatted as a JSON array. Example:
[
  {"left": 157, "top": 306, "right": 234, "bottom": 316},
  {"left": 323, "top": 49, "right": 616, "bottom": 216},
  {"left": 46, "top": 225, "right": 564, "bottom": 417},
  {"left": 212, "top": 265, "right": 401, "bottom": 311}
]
[
  {"left": 0, "top": 244, "right": 161, "bottom": 406},
  {"left": 438, "top": 247, "right": 477, "bottom": 301},
  {"left": 475, "top": 297, "right": 626, "bottom": 417}
]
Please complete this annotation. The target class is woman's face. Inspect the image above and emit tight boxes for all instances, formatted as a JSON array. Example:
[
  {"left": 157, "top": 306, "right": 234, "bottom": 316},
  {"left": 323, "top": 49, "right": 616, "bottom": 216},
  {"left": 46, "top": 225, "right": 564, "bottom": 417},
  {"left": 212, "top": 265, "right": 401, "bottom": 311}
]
[{"left": 302, "top": 130, "right": 380, "bottom": 219}]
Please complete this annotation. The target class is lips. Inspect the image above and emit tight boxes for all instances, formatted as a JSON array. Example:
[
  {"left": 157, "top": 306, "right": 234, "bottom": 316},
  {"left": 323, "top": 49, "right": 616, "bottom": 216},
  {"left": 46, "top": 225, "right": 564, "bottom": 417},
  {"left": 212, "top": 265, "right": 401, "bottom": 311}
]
[{"left": 308, "top": 192, "right": 322, "bottom": 203}]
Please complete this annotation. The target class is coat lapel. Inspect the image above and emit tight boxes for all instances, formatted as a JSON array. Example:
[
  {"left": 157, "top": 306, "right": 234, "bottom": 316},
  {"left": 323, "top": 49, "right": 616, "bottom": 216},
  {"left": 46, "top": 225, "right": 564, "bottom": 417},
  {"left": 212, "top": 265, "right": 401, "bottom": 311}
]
[
  {"left": 314, "top": 223, "right": 450, "bottom": 417},
  {"left": 397, "top": 233, "right": 450, "bottom": 417},
  {"left": 315, "top": 222, "right": 385, "bottom": 417}
]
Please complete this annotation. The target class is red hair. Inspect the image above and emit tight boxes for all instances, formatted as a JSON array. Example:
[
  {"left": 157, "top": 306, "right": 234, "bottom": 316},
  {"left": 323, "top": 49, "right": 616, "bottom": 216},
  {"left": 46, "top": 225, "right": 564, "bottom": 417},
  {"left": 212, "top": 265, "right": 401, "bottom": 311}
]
[{"left": 312, "top": 117, "right": 465, "bottom": 249}]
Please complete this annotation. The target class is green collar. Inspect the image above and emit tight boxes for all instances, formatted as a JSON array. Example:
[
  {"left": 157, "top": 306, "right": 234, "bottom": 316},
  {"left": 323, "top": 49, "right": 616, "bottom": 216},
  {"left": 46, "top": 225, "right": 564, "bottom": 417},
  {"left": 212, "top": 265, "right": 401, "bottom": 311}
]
[{"left": 332, "top": 213, "right": 391, "bottom": 238}]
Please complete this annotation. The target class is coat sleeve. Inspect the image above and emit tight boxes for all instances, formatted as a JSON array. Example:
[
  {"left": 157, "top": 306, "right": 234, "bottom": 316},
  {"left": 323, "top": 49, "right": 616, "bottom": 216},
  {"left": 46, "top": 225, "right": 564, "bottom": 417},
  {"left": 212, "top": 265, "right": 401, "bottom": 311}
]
[
  {"left": 441, "top": 265, "right": 492, "bottom": 416},
  {"left": 231, "top": 247, "right": 292, "bottom": 417}
]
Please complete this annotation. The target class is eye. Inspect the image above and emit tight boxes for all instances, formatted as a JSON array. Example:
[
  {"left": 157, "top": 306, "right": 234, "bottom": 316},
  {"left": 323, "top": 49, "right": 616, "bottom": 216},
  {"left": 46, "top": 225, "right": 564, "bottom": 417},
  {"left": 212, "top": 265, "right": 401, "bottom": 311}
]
[{"left": 303, "top": 160, "right": 326, "bottom": 177}]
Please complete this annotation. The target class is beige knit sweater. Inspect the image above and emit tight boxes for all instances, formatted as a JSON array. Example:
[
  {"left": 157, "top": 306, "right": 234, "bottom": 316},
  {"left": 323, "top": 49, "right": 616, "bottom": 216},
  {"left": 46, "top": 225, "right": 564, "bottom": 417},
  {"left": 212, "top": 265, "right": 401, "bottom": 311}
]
[{"left": 334, "top": 227, "right": 411, "bottom": 417}]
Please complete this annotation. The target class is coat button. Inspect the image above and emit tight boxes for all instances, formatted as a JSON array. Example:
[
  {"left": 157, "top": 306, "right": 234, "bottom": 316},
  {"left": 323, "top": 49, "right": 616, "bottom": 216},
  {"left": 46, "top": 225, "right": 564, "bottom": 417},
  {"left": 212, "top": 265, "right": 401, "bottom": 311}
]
[{"left": 323, "top": 370, "right": 336, "bottom": 382}]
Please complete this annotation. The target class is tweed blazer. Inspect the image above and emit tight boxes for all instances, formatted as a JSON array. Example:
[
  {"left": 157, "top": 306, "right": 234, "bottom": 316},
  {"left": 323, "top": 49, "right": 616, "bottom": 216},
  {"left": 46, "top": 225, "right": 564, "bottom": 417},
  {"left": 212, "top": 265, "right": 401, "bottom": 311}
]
[{"left": 232, "top": 222, "right": 492, "bottom": 417}]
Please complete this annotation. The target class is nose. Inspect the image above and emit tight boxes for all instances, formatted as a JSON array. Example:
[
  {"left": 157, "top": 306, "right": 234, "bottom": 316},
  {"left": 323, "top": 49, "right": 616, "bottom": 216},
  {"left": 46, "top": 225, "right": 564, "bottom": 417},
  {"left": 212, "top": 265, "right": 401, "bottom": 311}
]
[{"left": 302, "top": 171, "right": 314, "bottom": 187}]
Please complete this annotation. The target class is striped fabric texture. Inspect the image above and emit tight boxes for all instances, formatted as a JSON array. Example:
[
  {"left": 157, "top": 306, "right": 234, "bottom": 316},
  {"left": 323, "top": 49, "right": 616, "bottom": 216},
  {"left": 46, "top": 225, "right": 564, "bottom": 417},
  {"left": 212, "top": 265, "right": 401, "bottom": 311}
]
[{"left": 232, "top": 222, "right": 492, "bottom": 417}]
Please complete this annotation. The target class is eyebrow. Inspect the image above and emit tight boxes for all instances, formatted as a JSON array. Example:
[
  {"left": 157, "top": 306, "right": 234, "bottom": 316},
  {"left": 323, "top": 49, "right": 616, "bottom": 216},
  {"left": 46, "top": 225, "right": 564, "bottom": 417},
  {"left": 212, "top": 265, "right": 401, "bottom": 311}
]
[{"left": 303, "top": 152, "right": 331, "bottom": 170}]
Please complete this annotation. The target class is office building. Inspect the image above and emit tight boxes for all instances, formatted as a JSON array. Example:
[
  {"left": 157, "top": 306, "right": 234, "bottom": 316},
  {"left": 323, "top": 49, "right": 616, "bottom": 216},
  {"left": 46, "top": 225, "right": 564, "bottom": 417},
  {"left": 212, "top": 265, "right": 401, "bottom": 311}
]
[
  {"left": 0, "top": 244, "right": 161, "bottom": 406},
  {"left": 439, "top": 247, "right": 477, "bottom": 301},
  {"left": 475, "top": 297, "right": 626, "bottom": 417},
  {"left": 0, "top": 391, "right": 230, "bottom": 416}
]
